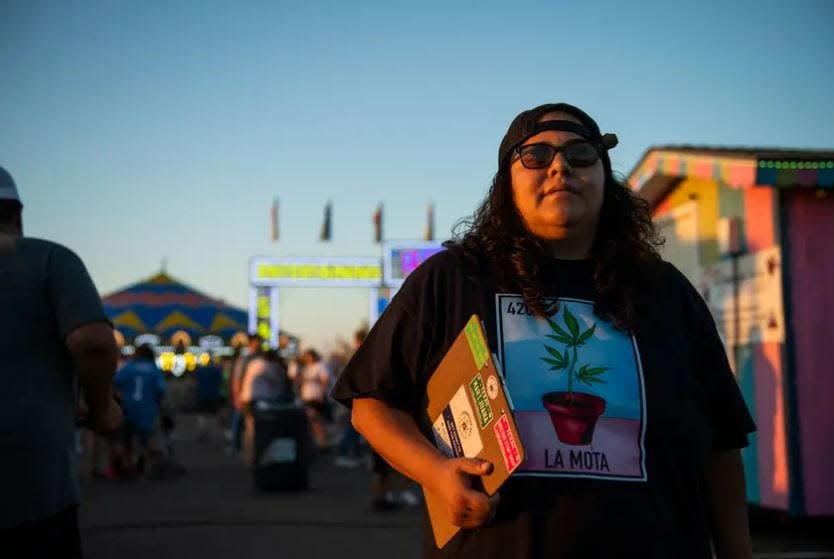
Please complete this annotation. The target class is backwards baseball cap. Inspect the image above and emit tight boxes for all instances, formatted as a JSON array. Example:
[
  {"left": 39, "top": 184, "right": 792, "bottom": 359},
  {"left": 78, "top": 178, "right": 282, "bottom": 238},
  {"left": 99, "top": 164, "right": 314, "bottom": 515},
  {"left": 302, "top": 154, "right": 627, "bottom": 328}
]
[
  {"left": 497, "top": 103, "right": 618, "bottom": 168},
  {"left": 0, "top": 166, "right": 21, "bottom": 202}
]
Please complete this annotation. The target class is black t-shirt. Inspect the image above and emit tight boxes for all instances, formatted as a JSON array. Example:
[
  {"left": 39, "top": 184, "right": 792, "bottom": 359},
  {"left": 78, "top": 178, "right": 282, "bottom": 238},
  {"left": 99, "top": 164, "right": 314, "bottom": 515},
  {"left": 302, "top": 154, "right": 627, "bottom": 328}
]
[{"left": 332, "top": 249, "right": 755, "bottom": 559}]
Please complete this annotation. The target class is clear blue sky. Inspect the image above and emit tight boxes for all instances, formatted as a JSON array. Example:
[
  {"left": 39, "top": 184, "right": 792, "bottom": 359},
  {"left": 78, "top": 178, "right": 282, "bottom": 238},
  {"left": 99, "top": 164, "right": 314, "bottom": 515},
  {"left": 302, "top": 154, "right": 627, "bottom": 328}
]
[{"left": 2, "top": 0, "right": 832, "bottom": 351}]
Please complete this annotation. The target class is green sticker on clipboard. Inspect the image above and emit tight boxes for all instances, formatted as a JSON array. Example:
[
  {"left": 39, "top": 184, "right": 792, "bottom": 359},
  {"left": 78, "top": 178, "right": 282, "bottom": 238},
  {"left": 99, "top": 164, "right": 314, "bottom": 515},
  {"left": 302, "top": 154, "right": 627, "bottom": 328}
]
[
  {"left": 464, "top": 316, "right": 489, "bottom": 370},
  {"left": 469, "top": 374, "right": 493, "bottom": 429}
]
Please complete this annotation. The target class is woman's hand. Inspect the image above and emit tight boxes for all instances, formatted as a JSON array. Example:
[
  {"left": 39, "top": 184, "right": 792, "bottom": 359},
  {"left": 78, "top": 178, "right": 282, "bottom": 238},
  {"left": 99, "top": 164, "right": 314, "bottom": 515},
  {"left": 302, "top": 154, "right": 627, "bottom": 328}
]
[
  {"left": 429, "top": 457, "right": 500, "bottom": 529},
  {"left": 351, "top": 398, "right": 500, "bottom": 528}
]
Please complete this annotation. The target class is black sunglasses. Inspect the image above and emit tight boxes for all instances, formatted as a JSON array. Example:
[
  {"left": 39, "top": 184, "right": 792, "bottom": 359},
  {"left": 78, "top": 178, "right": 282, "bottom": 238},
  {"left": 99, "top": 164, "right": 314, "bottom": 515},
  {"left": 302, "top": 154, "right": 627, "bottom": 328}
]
[{"left": 512, "top": 140, "right": 601, "bottom": 169}]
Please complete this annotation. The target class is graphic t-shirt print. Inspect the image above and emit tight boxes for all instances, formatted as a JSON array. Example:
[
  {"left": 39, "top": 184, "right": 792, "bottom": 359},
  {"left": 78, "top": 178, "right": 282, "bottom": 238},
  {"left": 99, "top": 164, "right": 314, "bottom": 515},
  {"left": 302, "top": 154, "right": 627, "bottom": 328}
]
[{"left": 496, "top": 295, "right": 647, "bottom": 481}]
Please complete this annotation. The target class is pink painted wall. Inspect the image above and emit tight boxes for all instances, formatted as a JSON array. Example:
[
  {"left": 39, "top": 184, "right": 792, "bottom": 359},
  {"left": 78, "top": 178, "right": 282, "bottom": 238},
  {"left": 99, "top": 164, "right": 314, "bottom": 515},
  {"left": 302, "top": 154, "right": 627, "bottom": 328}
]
[
  {"left": 744, "top": 186, "right": 789, "bottom": 510},
  {"left": 751, "top": 342, "right": 790, "bottom": 509},
  {"left": 785, "top": 189, "right": 834, "bottom": 515}
]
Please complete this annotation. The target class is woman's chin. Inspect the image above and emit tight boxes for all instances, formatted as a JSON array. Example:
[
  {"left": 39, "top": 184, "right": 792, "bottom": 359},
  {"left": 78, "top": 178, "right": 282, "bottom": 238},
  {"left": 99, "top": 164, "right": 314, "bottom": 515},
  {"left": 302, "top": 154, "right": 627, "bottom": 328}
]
[{"left": 534, "top": 213, "right": 583, "bottom": 232}]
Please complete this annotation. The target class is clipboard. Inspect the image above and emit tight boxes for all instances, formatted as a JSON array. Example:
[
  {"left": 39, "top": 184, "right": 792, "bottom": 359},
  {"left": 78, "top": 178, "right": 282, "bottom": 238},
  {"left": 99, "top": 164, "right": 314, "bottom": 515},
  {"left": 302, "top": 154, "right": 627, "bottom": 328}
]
[{"left": 423, "top": 314, "right": 525, "bottom": 548}]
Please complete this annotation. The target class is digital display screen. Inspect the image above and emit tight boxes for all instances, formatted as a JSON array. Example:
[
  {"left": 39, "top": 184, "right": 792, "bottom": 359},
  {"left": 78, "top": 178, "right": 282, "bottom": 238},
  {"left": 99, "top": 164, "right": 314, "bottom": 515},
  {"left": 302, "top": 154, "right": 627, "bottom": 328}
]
[
  {"left": 391, "top": 247, "right": 444, "bottom": 280},
  {"left": 383, "top": 242, "right": 444, "bottom": 287}
]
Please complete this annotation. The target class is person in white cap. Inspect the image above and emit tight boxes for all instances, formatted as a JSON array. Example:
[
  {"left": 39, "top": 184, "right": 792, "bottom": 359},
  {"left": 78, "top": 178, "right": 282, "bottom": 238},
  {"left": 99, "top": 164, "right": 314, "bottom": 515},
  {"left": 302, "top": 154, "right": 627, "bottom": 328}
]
[
  {"left": 0, "top": 166, "right": 23, "bottom": 234},
  {"left": 0, "top": 166, "right": 122, "bottom": 558}
]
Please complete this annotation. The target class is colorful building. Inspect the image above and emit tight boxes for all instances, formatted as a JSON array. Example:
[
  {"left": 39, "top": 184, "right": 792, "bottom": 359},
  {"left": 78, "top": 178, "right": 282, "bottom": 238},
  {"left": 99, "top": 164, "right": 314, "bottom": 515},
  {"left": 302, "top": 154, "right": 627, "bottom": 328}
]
[{"left": 628, "top": 147, "right": 834, "bottom": 516}]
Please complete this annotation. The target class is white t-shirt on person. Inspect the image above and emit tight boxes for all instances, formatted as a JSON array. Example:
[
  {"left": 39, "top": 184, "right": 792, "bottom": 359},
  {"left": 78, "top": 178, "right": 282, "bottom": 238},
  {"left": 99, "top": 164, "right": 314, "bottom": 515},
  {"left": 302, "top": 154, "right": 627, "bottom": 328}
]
[
  {"left": 239, "top": 356, "right": 278, "bottom": 405},
  {"left": 294, "top": 361, "right": 332, "bottom": 404}
]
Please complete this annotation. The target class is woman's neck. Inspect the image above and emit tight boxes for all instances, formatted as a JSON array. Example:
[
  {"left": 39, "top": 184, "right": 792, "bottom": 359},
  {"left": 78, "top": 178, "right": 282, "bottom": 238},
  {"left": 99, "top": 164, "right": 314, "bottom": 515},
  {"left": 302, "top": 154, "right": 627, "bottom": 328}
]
[{"left": 543, "top": 236, "right": 593, "bottom": 260}]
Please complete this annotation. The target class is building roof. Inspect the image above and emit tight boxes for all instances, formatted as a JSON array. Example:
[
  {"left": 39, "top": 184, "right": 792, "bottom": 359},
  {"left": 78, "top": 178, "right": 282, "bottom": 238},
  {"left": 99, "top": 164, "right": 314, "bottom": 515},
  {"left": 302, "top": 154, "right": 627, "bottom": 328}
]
[
  {"left": 627, "top": 146, "right": 834, "bottom": 207},
  {"left": 102, "top": 272, "right": 248, "bottom": 344}
]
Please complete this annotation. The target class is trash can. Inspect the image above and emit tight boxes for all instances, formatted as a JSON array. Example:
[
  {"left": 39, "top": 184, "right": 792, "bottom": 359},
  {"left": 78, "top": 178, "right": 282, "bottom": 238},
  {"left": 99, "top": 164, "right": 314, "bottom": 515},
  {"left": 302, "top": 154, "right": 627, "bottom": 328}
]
[{"left": 252, "top": 401, "right": 311, "bottom": 491}]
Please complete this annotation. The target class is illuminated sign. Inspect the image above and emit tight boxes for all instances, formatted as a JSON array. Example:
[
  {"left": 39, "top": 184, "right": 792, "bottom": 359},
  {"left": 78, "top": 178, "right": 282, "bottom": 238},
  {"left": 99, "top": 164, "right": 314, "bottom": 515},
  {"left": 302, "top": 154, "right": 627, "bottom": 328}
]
[
  {"left": 383, "top": 241, "right": 445, "bottom": 287},
  {"left": 135, "top": 333, "right": 161, "bottom": 347},
  {"left": 157, "top": 352, "right": 198, "bottom": 377},
  {"left": 250, "top": 257, "right": 383, "bottom": 287},
  {"left": 113, "top": 330, "right": 126, "bottom": 348},
  {"left": 248, "top": 285, "right": 280, "bottom": 348},
  {"left": 198, "top": 335, "right": 223, "bottom": 349},
  {"left": 231, "top": 331, "right": 250, "bottom": 348},
  {"left": 170, "top": 330, "right": 192, "bottom": 348}
]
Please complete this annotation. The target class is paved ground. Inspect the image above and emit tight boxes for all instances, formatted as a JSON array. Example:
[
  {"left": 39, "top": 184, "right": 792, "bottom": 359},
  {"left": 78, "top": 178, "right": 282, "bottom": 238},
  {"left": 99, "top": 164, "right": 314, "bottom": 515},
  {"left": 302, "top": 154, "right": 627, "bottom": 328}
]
[
  {"left": 78, "top": 415, "right": 833, "bottom": 559},
  {"left": 79, "top": 415, "right": 424, "bottom": 559}
]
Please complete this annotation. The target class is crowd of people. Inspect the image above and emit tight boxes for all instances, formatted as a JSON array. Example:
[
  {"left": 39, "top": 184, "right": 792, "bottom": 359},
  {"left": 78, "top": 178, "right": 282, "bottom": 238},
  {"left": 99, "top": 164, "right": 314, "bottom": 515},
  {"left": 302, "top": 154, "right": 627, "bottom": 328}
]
[
  {"left": 79, "top": 332, "right": 366, "bottom": 481},
  {"left": 83, "top": 344, "right": 196, "bottom": 481},
  {"left": 72, "top": 315, "right": 418, "bottom": 513},
  {"left": 226, "top": 330, "right": 384, "bottom": 470}
]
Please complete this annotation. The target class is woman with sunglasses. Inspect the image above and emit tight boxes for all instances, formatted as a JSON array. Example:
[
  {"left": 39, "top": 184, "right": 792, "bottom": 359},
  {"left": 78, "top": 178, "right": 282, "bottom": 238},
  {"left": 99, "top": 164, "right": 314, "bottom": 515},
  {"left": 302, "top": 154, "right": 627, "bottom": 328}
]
[{"left": 333, "top": 103, "right": 755, "bottom": 559}]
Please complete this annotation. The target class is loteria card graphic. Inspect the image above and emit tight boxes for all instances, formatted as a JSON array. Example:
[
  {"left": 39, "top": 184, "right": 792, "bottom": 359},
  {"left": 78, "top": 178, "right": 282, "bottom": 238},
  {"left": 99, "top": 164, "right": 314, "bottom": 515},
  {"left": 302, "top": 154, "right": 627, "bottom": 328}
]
[{"left": 495, "top": 295, "right": 647, "bottom": 481}]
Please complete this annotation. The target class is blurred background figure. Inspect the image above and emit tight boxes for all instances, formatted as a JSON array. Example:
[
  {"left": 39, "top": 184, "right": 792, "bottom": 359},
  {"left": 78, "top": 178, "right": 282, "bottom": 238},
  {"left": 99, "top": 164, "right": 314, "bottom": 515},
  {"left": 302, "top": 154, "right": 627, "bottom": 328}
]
[
  {"left": 113, "top": 343, "right": 166, "bottom": 477},
  {"left": 239, "top": 348, "right": 292, "bottom": 463},
  {"left": 290, "top": 348, "right": 334, "bottom": 450},
  {"left": 194, "top": 355, "right": 224, "bottom": 442},
  {"left": 226, "top": 334, "right": 262, "bottom": 454},
  {"left": 0, "top": 166, "right": 121, "bottom": 558},
  {"left": 334, "top": 328, "right": 368, "bottom": 468}
]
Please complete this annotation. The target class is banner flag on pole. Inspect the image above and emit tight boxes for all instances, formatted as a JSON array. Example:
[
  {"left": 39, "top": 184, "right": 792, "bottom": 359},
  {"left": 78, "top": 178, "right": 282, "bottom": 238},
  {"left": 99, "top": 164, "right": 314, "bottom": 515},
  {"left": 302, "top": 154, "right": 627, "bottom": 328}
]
[
  {"left": 424, "top": 202, "right": 435, "bottom": 241},
  {"left": 373, "top": 202, "right": 383, "bottom": 244},
  {"left": 320, "top": 200, "right": 332, "bottom": 241},
  {"left": 271, "top": 198, "right": 279, "bottom": 242}
]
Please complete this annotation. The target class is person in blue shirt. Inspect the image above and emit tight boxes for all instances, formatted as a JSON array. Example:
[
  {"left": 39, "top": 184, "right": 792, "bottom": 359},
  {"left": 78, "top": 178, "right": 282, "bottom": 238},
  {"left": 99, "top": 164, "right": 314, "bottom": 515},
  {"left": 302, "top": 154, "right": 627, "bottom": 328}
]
[
  {"left": 194, "top": 357, "right": 224, "bottom": 441},
  {"left": 114, "top": 344, "right": 166, "bottom": 474}
]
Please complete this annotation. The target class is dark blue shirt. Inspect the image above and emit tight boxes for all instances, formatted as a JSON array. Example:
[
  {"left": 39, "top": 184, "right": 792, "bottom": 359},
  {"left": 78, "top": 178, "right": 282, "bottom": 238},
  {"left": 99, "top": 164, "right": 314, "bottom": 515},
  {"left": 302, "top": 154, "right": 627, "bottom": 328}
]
[
  {"left": 195, "top": 364, "right": 223, "bottom": 403},
  {"left": 114, "top": 358, "right": 166, "bottom": 433}
]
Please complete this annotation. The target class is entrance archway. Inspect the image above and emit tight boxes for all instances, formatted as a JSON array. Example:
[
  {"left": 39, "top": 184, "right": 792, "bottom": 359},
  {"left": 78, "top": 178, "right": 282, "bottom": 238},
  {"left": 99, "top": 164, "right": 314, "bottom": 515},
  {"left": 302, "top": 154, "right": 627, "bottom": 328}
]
[{"left": 248, "top": 241, "right": 444, "bottom": 347}]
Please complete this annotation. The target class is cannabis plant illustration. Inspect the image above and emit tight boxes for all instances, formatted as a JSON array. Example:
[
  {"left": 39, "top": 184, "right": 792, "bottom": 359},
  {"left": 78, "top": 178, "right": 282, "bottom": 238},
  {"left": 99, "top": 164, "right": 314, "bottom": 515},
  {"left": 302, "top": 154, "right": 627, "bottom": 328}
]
[{"left": 540, "top": 305, "right": 609, "bottom": 398}]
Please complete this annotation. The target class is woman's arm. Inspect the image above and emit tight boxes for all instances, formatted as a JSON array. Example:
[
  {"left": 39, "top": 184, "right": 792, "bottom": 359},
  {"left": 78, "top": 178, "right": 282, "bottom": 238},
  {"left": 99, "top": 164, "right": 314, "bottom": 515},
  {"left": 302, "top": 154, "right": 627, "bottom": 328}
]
[
  {"left": 706, "top": 449, "right": 753, "bottom": 559},
  {"left": 352, "top": 396, "right": 497, "bottom": 528}
]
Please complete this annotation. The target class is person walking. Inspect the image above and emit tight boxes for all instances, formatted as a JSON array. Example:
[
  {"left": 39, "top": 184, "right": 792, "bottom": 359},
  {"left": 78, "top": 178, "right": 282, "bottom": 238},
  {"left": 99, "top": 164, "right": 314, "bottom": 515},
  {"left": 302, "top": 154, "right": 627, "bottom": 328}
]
[
  {"left": 0, "top": 166, "right": 122, "bottom": 558},
  {"left": 194, "top": 355, "right": 224, "bottom": 442},
  {"left": 239, "top": 348, "right": 285, "bottom": 463},
  {"left": 292, "top": 349, "right": 334, "bottom": 450},
  {"left": 226, "top": 334, "right": 262, "bottom": 454},
  {"left": 113, "top": 344, "right": 166, "bottom": 475},
  {"left": 334, "top": 328, "right": 367, "bottom": 467}
]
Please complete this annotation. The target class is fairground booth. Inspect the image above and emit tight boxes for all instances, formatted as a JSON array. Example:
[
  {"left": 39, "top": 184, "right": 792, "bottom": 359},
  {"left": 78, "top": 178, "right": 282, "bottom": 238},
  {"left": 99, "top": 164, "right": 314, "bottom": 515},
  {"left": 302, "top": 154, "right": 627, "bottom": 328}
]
[
  {"left": 628, "top": 147, "right": 834, "bottom": 516},
  {"left": 103, "top": 271, "right": 250, "bottom": 376}
]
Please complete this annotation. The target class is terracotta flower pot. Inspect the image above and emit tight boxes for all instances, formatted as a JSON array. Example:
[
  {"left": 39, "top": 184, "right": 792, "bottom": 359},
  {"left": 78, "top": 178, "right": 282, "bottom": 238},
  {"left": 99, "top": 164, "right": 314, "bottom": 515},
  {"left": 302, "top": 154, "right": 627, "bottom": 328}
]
[{"left": 542, "top": 391, "right": 606, "bottom": 446}]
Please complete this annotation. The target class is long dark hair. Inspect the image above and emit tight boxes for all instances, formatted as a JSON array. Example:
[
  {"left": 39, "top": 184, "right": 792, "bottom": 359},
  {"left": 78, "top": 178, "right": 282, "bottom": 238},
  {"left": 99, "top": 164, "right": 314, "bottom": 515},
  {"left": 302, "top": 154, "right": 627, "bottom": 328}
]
[{"left": 447, "top": 146, "right": 663, "bottom": 330}]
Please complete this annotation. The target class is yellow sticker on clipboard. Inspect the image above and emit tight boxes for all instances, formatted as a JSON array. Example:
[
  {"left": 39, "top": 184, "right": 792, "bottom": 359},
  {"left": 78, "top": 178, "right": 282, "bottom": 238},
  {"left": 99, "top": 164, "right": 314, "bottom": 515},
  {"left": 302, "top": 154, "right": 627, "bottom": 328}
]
[{"left": 464, "top": 316, "right": 489, "bottom": 370}]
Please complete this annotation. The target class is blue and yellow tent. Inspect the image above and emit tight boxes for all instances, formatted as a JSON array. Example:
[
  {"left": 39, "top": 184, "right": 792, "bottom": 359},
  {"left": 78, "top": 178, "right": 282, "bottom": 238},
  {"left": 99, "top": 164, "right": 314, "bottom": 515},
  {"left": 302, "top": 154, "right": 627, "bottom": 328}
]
[{"left": 102, "top": 272, "right": 248, "bottom": 345}]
